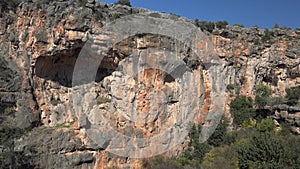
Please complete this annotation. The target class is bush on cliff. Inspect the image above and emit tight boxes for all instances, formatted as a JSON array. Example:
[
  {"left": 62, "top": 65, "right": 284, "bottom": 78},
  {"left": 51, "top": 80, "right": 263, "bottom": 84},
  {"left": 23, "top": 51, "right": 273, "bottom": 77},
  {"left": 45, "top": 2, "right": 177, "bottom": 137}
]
[
  {"left": 285, "top": 86, "right": 300, "bottom": 105},
  {"left": 230, "top": 95, "right": 255, "bottom": 126},
  {"left": 194, "top": 19, "right": 228, "bottom": 33},
  {"left": 255, "top": 84, "right": 272, "bottom": 108}
]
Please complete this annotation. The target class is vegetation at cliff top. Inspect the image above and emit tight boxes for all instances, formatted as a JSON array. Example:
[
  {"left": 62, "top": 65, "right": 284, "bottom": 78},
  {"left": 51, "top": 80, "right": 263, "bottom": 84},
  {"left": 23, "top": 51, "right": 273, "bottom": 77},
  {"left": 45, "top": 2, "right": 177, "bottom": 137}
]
[
  {"left": 115, "top": 0, "right": 131, "bottom": 7},
  {"left": 194, "top": 19, "right": 229, "bottom": 33}
]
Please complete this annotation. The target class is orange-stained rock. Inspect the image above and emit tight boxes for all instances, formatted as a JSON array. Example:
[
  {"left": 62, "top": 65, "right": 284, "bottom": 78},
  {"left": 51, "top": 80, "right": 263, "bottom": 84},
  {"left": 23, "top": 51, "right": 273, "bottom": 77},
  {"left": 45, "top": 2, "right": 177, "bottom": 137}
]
[{"left": 1, "top": 1, "right": 300, "bottom": 168}]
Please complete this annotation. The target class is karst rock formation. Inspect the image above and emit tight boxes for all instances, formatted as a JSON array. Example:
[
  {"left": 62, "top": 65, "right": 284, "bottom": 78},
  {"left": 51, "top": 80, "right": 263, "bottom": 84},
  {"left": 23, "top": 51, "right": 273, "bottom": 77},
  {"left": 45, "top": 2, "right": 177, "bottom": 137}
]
[{"left": 0, "top": 0, "right": 299, "bottom": 168}]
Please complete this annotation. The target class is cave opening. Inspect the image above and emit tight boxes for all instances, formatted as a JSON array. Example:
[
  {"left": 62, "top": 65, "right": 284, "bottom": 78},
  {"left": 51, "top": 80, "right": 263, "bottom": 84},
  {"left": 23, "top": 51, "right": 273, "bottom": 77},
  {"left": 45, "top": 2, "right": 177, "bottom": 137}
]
[
  {"left": 34, "top": 33, "right": 195, "bottom": 88},
  {"left": 34, "top": 48, "right": 115, "bottom": 87}
]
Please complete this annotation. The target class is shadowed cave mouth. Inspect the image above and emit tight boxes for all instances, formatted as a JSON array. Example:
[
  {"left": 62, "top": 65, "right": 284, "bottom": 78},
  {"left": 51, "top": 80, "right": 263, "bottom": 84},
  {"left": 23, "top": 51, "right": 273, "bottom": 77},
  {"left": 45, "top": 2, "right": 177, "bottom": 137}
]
[
  {"left": 34, "top": 34, "right": 201, "bottom": 87},
  {"left": 35, "top": 47, "right": 115, "bottom": 87}
]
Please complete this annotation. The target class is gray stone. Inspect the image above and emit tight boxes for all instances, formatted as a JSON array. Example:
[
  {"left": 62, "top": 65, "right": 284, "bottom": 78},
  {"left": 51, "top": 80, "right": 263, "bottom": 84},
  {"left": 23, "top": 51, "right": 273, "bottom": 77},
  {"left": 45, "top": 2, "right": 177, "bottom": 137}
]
[
  {"left": 14, "top": 128, "right": 98, "bottom": 169},
  {"left": 88, "top": 0, "right": 95, "bottom": 4},
  {"left": 86, "top": 3, "right": 94, "bottom": 8},
  {"left": 289, "top": 105, "right": 300, "bottom": 112},
  {"left": 0, "top": 0, "right": 300, "bottom": 167},
  {"left": 9, "top": 32, "right": 16, "bottom": 42}
]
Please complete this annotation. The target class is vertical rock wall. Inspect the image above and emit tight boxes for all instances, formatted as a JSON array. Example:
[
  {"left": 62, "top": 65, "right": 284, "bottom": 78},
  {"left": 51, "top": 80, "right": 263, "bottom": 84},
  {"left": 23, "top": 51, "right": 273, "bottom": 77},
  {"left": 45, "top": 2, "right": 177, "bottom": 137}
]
[{"left": 0, "top": 0, "right": 299, "bottom": 168}]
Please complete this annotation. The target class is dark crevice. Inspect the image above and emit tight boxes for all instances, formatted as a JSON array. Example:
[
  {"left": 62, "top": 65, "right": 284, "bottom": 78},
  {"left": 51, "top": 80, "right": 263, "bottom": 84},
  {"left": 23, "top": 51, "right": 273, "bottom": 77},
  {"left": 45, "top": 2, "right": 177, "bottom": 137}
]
[
  {"left": 35, "top": 47, "right": 116, "bottom": 87},
  {"left": 95, "top": 68, "right": 114, "bottom": 83},
  {"left": 168, "top": 100, "right": 179, "bottom": 104},
  {"left": 164, "top": 74, "right": 175, "bottom": 83},
  {"left": 35, "top": 48, "right": 80, "bottom": 87}
]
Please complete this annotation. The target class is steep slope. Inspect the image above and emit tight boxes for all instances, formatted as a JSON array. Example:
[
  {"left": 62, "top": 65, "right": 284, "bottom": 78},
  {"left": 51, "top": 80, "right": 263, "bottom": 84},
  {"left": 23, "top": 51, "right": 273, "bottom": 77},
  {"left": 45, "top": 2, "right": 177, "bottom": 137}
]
[{"left": 0, "top": 0, "right": 299, "bottom": 168}]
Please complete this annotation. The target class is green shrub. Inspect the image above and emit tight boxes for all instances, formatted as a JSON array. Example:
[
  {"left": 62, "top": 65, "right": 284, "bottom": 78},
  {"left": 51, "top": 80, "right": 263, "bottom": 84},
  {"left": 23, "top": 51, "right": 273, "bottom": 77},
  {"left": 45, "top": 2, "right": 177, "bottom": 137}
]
[
  {"left": 256, "top": 84, "right": 272, "bottom": 97},
  {"left": 230, "top": 95, "right": 255, "bottom": 126},
  {"left": 4, "top": 107, "right": 16, "bottom": 114},
  {"left": 255, "top": 95, "right": 267, "bottom": 108},
  {"left": 234, "top": 132, "right": 286, "bottom": 169},
  {"left": 285, "top": 86, "right": 300, "bottom": 105},
  {"left": 202, "top": 146, "right": 239, "bottom": 169},
  {"left": 194, "top": 20, "right": 229, "bottom": 32},
  {"left": 53, "top": 124, "right": 70, "bottom": 129},
  {"left": 207, "top": 115, "right": 229, "bottom": 147},
  {"left": 284, "top": 136, "right": 300, "bottom": 168},
  {"left": 142, "top": 156, "right": 181, "bottom": 169},
  {"left": 223, "top": 131, "right": 237, "bottom": 145},
  {"left": 261, "top": 29, "right": 274, "bottom": 42},
  {"left": 242, "top": 118, "right": 256, "bottom": 129},
  {"left": 181, "top": 124, "right": 211, "bottom": 166},
  {"left": 194, "top": 20, "right": 215, "bottom": 33},
  {"left": 255, "top": 84, "right": 272, "bottom": 108},
  {"left": 234, "top": 132, "right": 300, "bottom": 168},
  {"left": 279, "top": 122, "right": 292, "bottom": 136},
  {"left": 215, "top": 20, "right": 229, "bottom": 29},
  {"left": 256, "top": 118, "right": 275, "bottom": 132},
  {"left": 182, "top": 142, "right": 210, "bottom": 166}
]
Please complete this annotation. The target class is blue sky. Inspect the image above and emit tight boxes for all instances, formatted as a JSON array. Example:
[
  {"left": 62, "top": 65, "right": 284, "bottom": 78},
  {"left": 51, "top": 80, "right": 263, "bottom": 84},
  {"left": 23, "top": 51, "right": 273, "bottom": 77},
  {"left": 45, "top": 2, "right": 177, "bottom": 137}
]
[{"left": 101, "top": 0, "right": 300, "bottom": 29}]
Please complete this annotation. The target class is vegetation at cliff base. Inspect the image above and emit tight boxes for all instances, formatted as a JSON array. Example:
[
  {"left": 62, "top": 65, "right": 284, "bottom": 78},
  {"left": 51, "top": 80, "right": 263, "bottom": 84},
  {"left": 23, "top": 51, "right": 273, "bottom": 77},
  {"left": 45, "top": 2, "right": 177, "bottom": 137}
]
[
  {"left": 230, "top": 95, "right": 255, "bottom": 126},
  {"left": 144, "top": 84, "right": 300, "bottom": 169},
  {"left": 255, "top": 83, "right": 272, "bottom": 108}
]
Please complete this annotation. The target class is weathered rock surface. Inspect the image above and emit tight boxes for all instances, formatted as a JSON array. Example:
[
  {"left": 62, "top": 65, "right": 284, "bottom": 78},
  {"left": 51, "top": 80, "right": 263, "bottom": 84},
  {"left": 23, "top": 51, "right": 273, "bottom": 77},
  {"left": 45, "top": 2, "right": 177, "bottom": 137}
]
[{"left": 0, "top": 0, "right": 299, "bottom": 168}]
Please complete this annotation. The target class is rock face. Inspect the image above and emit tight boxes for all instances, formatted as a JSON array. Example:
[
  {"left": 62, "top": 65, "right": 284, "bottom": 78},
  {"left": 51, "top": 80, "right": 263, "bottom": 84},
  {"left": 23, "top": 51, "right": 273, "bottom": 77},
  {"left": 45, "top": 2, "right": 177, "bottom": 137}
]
[{"left": 0, "top": 0, "right": 299, "bottom": 168}]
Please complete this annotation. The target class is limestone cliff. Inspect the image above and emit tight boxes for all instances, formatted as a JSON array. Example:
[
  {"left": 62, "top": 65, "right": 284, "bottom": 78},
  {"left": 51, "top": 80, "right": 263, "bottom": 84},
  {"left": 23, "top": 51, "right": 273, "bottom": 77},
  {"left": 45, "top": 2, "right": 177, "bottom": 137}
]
[{"left": 0, "top": 0, "right": 299, "bottom": 168}]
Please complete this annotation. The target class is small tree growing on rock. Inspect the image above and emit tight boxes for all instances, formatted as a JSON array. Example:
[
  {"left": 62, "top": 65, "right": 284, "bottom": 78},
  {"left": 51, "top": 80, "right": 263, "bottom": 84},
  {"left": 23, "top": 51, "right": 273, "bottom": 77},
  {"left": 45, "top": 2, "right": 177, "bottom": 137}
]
[
  {"left": 255, "top": 84, "right": 272, "bottom": 108},
  {"left": 230, "top": 95, "right": 255, "bottom": 126},
  {"left": 285, "top": 86, "right": 300, "bottom": 105}
]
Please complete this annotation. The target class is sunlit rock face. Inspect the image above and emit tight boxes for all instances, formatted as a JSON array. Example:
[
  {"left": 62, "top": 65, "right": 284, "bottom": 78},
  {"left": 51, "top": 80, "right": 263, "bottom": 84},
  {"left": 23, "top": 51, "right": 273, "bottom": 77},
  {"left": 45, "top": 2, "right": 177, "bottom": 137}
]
[
  {"left": 0, "top": 0, "right": 299, "bottom": 168},
  {"left": 70, "top": 28, "right": 215, "bottom": 159}
]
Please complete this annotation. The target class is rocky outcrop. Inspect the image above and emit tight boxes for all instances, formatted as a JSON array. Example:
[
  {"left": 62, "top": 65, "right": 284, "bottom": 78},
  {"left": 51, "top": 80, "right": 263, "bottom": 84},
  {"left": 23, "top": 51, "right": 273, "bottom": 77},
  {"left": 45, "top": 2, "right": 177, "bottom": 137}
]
[
  {"left": 0, "top": 0, "right": 299, "bottom": 168},
  {"left": 14, "top": 128, "right": 99, "bottom": 169}
]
